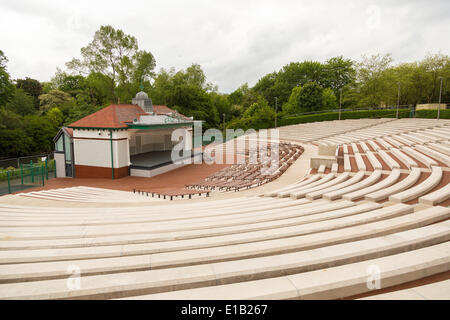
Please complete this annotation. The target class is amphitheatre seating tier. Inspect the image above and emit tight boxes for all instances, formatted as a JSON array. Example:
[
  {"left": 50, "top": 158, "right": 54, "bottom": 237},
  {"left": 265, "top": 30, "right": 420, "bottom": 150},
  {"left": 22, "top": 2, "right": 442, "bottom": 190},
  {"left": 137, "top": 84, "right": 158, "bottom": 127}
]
[
  {"left": 0, "top": 118, "right": 449, "bottom": 300},
  {"left": 0, "top": 213, "right": 448, "bottom": 299}
]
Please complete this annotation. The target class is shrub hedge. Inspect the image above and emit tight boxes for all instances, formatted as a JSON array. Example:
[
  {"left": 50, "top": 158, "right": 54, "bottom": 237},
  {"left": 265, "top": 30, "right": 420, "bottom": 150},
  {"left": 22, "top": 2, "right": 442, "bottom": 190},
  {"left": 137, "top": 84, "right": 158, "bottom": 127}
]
[{"left": 278, "top": 109, "right": 412, "bottom": 127}]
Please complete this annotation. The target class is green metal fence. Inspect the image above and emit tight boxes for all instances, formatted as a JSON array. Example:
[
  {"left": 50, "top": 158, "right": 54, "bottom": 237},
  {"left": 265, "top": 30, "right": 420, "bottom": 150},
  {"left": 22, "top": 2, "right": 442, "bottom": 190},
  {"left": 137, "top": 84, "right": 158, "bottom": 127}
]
[{"left": 0, "top": 155, "right": 56, "bottom": 196}]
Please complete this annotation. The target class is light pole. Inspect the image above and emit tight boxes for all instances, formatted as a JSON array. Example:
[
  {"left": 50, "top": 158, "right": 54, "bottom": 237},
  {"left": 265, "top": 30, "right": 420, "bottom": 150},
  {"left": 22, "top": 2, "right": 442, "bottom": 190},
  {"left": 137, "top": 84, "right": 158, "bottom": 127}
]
[
  {"left": 396, "top": 82, "right": 401, "bottom": 119},
  {"left": 339, "top": 88, "right": 342, "bottom": 120},
  {"left": 222, "top": 113, "right": 226, "bottom": 133},
  {"left": 275, "top": 97, "right": 278, "bottom": 128},
  {"left": 438, "top": 77, "right": 443, "bottom": 120}
]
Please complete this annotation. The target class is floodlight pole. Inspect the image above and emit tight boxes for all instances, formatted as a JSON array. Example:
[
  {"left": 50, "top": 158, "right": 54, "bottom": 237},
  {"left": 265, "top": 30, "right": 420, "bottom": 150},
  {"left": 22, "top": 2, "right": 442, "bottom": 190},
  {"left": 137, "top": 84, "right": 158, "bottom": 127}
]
[
  {"left": 438, "top": 77, "right": 443, "bottom": 120},
  {"left": 275, "top": 97, "right": 278, "bottom": 128},
  {"left": 396, "top": 82, "right": 401, "bottom": 119},
  {"left": 223, "top": 113, "right": 226, "bottom": 133}
]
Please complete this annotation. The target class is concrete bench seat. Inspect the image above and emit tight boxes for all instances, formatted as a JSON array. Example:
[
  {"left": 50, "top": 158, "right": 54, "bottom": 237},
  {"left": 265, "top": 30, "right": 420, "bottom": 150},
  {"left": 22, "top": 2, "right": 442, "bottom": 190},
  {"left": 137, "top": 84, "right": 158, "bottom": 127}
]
[
  {"left": 365, "top": 167, "right": 421, "bottom": 202},
  {"left": 389, "top": 148, "right": 418, "bottom": 168},
  {"left": 2, "top": 202, "right": 405, "bottom": 266},
  {"left": 278, "top": 174, "right": 336, "bottom": 198},
  {"left": 0, "top": 215, "right": 448, "bottom": 299},
  {"left": 122, "top": 241, "right": 450, "bottom": 300},
  {"left": 401, "top": 133, "right": 428, "bottom": 144},
  {"left": 342, "top": 169, "right": 401, "bottom": 201},
  {"left": 290, "top": 173, "right": 350, "bottom": 199},
  {"left": 343, "top": 144, "right": 348, "bottom": 154},
  {"left": 375, "top": 138, "right": 392, "bottom": 150},
  {"left": 323, "top": 170, "right": 382, "bottom": 200},
  {"left": 401, "top": 146, "right": 438, "bottom": 168},
  {"left": 414, "top": 145, "right": 450, "bottom": 167},
  {"left": 360, "top": 279, "right": 450, "bottom": 300},
  {"left": 344, "top": 154, "right": 351, "bottom": 172},
  {"left": 365, "top": 151, "right": 382, "bottom": 170},
  {"left": 331, "top": 163, "right": 338, "bottom": 173},
  {"left": 354, "top": 153, "right": 366, "bottom": 171},
  {"left": 377, "top": 149, "right": 400, "bottom": 169},
  {"left": 1, "top": 203, "right": 426, "bottom": 281},
  {"left": 367, "top": 140, "right": 381, "bottom": 151},
  {"left": 2, "top": 202, "right": 414, "bottom": 253},
  {"left": 264, "top": 175, "right": 321, "bottom": 197},
  {"left": 383, "top": 136, "right": 404, "bottom": 148},
  {"left": 418, "top": 183, "right": 450, "bottom": 206},
  {"left": 0, "top": 201, "right": 355, "bottom": 241},
  {"left": 306, "top": 171, "right": 365, "bottom": 200},
  {"left": 0, "top": 196, "right": 287, "bottom": 219},
  {"left": 426, "top": 143, "right": 450, "bottom": 157},
  {"left": 392, "top": 135, "right": 415, "bottom": 146},
  {"left": 359, "top": 142, "right": 370, "bottom": 153},
  {"left": 0, "top": 199, "right": 317, "bottom": 228},
  {"left": 0, "top": 198, "right": 295, "bottom": 223},
  {"left": 351, "top": 143, "right": 360, "bottom": 153},
  {"left": 389, "top": 166, "right": 443, "bottom": 203}
]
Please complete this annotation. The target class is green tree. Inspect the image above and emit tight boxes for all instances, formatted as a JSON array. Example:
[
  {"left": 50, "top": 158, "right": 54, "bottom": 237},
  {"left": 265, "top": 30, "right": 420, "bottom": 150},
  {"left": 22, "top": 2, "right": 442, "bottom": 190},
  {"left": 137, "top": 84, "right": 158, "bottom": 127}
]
[
  {"left": 6, "top": 88, "right": 35, "bottom": 116},
  {"left": 322, "top": 87, "right": 338, "bottom": 110},
  {"left": 282, "top": 86, "right": 302, "bottom": 115},
  {"left": 298, "top": 82, "right": 323, "bottom": 112},
  {"left": 15, "top": 77, "right": 42, "bottom": 109},
  {"left": 66, "top": 25, "right": 156, "bottom": 102},
  {"left": 0, "top": 50, "right": 14, "bottom": 107},
  {"left": 38, "top": 89, "right": 75, "bottom": 114}
]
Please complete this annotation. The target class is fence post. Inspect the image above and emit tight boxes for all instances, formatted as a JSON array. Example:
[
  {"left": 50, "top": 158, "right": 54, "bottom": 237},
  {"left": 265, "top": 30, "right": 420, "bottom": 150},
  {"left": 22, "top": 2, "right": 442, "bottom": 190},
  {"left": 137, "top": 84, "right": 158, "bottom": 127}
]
[
  {"left": 30, "top": 160, "right": 34, "bottom": 183},
  {"left": 20, "top": 163, "right": 23, "bottom": 185},
  {"left": 45, "top": 158, "right": 48, "bottom": 180},
  {"left": 41, "top": 166, "right": 45, "bottom": 186},
  {"left": 7, "top": 171, "right": 11, "bottom": 194}
]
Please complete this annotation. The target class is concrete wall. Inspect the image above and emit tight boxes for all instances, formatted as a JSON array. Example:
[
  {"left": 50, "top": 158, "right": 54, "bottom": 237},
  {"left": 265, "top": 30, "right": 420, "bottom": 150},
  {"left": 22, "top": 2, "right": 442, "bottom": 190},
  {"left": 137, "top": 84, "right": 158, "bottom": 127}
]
[
  {"left": 72, "top": 129, "right": 130, "bottom": 178},
  {"left": 416, "top": 104, "right": 445, "bottom": 110}
]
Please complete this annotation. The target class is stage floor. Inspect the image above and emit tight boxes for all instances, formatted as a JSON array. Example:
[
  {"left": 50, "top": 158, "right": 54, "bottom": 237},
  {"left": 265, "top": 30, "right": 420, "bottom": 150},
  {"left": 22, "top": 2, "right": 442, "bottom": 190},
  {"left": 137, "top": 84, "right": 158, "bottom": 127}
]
[{"left": 130, "top": 150, "right": 202, "bottom": 169}]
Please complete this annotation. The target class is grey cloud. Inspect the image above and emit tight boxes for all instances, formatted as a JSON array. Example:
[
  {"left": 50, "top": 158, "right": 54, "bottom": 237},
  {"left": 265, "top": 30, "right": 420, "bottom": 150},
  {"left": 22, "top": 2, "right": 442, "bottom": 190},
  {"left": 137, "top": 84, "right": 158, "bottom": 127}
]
[{"left": 0, "top": 0, "right": 448, "bottom": 93}]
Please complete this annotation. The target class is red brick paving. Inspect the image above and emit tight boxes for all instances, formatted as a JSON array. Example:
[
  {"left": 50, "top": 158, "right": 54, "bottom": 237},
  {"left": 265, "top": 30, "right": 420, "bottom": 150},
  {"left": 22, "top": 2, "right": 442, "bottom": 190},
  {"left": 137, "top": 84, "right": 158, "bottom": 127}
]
[{"left": 15, "top": 162, "right": 231, "bottom": 195}]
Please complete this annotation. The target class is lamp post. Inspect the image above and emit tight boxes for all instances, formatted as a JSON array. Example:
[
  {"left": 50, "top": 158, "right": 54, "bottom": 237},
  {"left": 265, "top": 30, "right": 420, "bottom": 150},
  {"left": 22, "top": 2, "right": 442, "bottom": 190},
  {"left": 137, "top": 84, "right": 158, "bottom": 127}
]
[
  {"left": 396, "top": 82, "right": 401, "bottom": 119},
  {"left": 222, "top": 113, "right": 226, "bottom": 133},
  {"left": 438, "top": 77, "right": 443, "bottom": 120},
  {"left": 275, "top": 97, "right": 278, "bottom": 128},
  {"left": 339, "top": 88, "right": 342, "bottom": 120}
]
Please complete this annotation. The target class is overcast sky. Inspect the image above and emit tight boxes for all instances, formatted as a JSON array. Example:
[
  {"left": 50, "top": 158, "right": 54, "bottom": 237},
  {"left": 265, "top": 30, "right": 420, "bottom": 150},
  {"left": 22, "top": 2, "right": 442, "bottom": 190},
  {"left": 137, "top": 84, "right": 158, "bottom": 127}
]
[{"left": 0, "top": 0, "right": 449, "bottom": 93}]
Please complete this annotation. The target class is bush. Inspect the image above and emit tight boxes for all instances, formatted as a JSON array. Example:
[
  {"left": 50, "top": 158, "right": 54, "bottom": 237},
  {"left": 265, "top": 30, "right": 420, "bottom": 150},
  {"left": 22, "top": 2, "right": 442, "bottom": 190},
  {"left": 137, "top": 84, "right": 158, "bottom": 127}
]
[{"left": 415, "top": 109, "right": 450, "bottom": 119}]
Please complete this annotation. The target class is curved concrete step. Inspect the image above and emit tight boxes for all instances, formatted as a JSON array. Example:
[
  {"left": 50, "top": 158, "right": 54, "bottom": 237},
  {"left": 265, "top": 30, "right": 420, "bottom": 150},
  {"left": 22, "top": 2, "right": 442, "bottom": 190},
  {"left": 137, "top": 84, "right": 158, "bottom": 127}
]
[
  {"left": 360, "top": 279, "right": 450, "bottom": 300},
  {"left": 418, "top": 183, "right": 450, "bottom": 206},
  {"left": 365, "top": 151, "right": 382, "bottom": 170},
  {"left": 0, "top": 201, "right": 354, "bottom": 240},
  {"left": 390, "top": 148, "right": 418, "bottom": 169},
  {"left": 123, "top": 241, "right": 450, "bottom": 300},
  {"left": 401, "top": 146, "right": 438, "bottom": 168},
  {"left": 415, "top": 145, "right": 450, "bottom": 167},
  {"left": 342, "top": 169, "right": 401, "bottom": 201},
  {"left": 377, "top": 150, "right": 400, "bottom": 169},
  {"left": 365, "top": 167, "right": 422, "bottom": 202},
  {"left": 306, "top": 171, "right": 365, "bottom": 200},
  {"left": 0, "top": 215, "right": 448, "bottom": 299},
  {"left": 290, "top": 173, "right": 351, "bottom": 199},
  {"left": 389, "top": 166, "right": 443, "bottom": 203},
  {"left": 323, "top": 170, "right": 382, "bottom": 200},
  {"left": 354, "top": 153, "right": 366, "bottom": 171},
  {"left": 278, "top": 174, "right": 335, "bottom": 198},
  {"left": 264, "top": 175, "right": 321, "bottom": 197}
]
